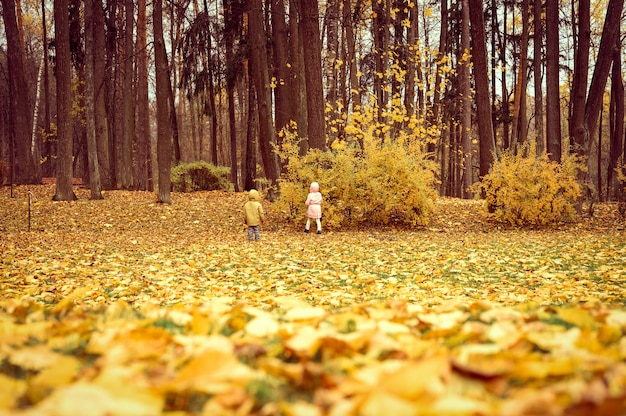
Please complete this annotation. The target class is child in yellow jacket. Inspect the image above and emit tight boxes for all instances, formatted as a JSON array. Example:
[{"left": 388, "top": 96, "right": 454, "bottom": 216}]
[{"left": 244, "top": 189, "right": 265, "bottom": 241}]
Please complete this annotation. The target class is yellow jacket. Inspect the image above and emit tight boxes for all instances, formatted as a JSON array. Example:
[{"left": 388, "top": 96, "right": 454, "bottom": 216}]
[{"left": 244, "top": 189, "right": 265, "bottom": 226}]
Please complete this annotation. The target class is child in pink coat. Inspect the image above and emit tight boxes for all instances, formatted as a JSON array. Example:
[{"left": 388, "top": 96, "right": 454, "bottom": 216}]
[{"left": 304, "top": 182, "right": 322, "bottom": 234}]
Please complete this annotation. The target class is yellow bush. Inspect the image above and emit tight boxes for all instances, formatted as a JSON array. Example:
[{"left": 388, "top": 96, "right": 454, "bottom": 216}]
[
  {"left": 274, "top": 125, "right": 438, "bottom": 229},
  {"left": 474, "top": 147, "right": 583, "bottom": 226}
]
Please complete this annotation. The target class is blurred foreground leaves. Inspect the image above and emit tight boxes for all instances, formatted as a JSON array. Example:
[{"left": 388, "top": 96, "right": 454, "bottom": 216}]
[{"left": 0, "top": 185, "right": 625, "bottom": 415}]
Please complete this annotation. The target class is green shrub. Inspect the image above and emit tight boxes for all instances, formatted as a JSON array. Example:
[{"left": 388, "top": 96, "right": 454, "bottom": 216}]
[
  {"left": 274, "top": 125, "right": 438, "bottom": 229},
  {"left": 473, "top": 147, "right": 583, "bottom": 226},
  {"left": 171, "top": 161, "right": 233, "bottom": 192}
]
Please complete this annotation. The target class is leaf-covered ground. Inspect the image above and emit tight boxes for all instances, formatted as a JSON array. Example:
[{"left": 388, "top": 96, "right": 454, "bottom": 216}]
[{"left": 1, "top": 185, "right": 625, "bottom": 415}]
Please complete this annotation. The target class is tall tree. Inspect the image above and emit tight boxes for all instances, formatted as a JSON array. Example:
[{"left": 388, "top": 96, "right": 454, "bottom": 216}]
[
  {"left": 120, "top": 0, "right": 134, "bottom": 189},
  {"left": 429, "top": 0, "right": 448, "bottom": 157},
  {"left": 289, "top": 0, "right": 307, "bottom": 148},
  {"left": 154, "top": 0, "right": 172, "bottom": 203},
  {"left": 343, "top": 0, "right": 362, "bottom": 115},
  {"left": 299, "top": 0, "right": 326, "bottom": 149},
  {"left": 371, "top": 0, "right": 389, "bottom": 125},
  {"left": 582, "top": 0, "right": 624, "bottom": 157},
  {"left": 52, "top": 0, "right": 76, "bottom": 200},
  {"left": 468, "top": 0, "right": 495, "bottom": 179},
  {"left": 84, "top": 0, "right": 103, "bottom": 199},
  {"left": 532, "top": 0, "right": 544, "bottom": 154},
  {"left": 248, "top": 0, "right": 280, "bottom": 186},
  {"left": 607, "top": 38, "right": 623, "bottom": 200},
  {"left": 511, "top": 0, "right": 530, "bottom": 148},
  {"left": 404, "top": 2, "right": 417, "bottom": 119},
  {"left": 1, "top": 0, "right": 38, "bottom": 184},
  {"left": 460, "top": 0, "right": 472, "bottom": 197},
  {"left": 93, "top": 0, "right": 111, "bottom": 188},
  {"left": 224, "top": 0, "right": 241, "bottom": 190},
  {"left": 499, "top": 4, "right": 511, "bottom": 150},
  {"left": 202, "top": 0, "right": 218, "bottom": 167},
  {"left": 245, "top": 84, "right": 258, "bottom": 191},
  {"left": 271, "top": 0, "right": 293, "bottom": 141},
  {"left": 135, "top": 0, "right": 151, "bottom": 190},
  {"left": 569, "top": 0, "right": 590, "bottom": 158},
  {"left": 545, "top": 0, "right": 561, "bottom": 161},
  {"left": 104, "top": 0, "right": 119, "bottom": 188},
  {"left": 41, "top": 0, "right": 53, "bottom": 177},
  {"left": 324, "top": 0, "right": 340, "bottom": 143}
]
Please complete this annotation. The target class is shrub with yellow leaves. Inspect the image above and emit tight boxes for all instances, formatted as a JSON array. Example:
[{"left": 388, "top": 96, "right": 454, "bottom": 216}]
[
  {"left": 274, "top": 122, "right": 438, "bottom": 229},
  {"left": 473, "top": 146, "right": 583, "bottom": 226}
]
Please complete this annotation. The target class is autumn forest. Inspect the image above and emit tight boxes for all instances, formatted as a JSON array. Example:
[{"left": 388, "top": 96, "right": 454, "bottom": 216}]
[
  {"left": 1, "top": 0, "right": 626, "bottom": 201},
  {"left": 2, "top": 0, "right": 626, "bottom": 414}
]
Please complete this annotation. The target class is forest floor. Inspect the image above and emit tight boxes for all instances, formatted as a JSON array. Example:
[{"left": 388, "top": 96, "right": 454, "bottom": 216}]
[{"left": 1, "top": 185, "right": 625, "bottom": 415}]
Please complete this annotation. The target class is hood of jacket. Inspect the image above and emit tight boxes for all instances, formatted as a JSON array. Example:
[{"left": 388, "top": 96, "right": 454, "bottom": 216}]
[{"left": 248, "top": 189, "right": 260, "bottom": 201}]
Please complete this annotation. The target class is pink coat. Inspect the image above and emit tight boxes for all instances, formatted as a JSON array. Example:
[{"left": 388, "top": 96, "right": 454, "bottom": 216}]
[{"left": 305, "top": 191, "right": 322, "bottom": 219}]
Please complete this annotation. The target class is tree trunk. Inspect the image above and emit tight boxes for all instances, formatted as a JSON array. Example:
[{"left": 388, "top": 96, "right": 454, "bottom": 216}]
[
  {"left": 372, "top": 0, "right": 389, "bottom": 125},
  {"left": 53, "top": 0, "right": 76, "bottom": 200},
  {"left": 299, "top": 0, "right": 326, "bottom": 149},
  {"left": 104, "top": 0, "right": 118, "bottom": 188},
  {"left": 569, "top": 0, "right": 589, "bottom": 157},
  {"left": 545, "top": 0, "right": 562, "bottom": 161},
  {"left": 429, "top": 0, "right": 448, "bottom": 156},
  {"left": 290, "top": 0, "right": 308, "bottom": 153},
  {"left": 404, "top": 2, "right": 416, "bottom": 120},
  {"left": 1, "top": 0, "right": 38, "bottom": 184},
  {"left": 460, "top": 0, "right": 472, "bottom": 197},
  {"left": 202, "top": 0, "right": 218, "bottom": 167},
  {"left": 532, "top": 0, "right": 544, "bottom": 154},
  {"left": 168, "top": 68, "right": 182, "bottom": 165},
  {"left": 324, "top": 0, "right": 340, "bottom": 144},
  {"left": 120, "top": 0, "right": 134, "bottom": 189},
  {"left": 154, "top": 0, "right": 172, "bottom": 203},
  {"left": 41, "top": 0, "right": 53, "bottom": 177},
  {"left": 343, "top": 0, "right": 362, "bottom": 113},
  {"left": 93, "top": 0, "right": 111, "bottom": 188},
  {"left": 248, "top": 0, "right": 280, "bottom": 185},
  {"left": 468, "top": 0, "right": 495, "bottom": 179},
  {"left": 224, "top": 0, "right": 239, "bottom": 191},
  {"left": 136, "top": 0, "right": 151, "bottom": 191},
  {"left": 84, "top": 0, "right": 103, "bottom": 199},
  {"left": 271, "top": 0, "right": 293, "bottom": 144},
  {"left": 583, "top": 0, "right": 624, "bottom": 156},
  {"left": 511, "top": 0, "right": 529, "bottom": 148},
  {"left": 499, "top": 5, "right": 510, "bottom": 150},
  {"left": 245, "top": 83, "right": 258, "bottom": 191},
  {"left": 607, "top": 37, "right": 623, "bottom": 200}
]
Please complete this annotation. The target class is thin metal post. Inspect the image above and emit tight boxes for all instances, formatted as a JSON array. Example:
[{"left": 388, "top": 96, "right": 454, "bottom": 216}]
[{"left": 28, "top": 190, "right": 32, "bottom": 232}]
